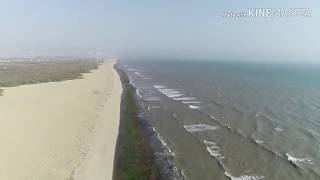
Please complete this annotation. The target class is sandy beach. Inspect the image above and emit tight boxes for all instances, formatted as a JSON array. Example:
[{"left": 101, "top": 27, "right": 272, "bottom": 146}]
[{"left": 0, "top": 61, "right": 122, "bottom": 180}]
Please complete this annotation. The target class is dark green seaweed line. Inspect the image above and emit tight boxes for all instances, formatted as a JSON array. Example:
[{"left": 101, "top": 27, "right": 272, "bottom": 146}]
[{"left": 113, "top": 64, "right": 162, "bottom": 180}]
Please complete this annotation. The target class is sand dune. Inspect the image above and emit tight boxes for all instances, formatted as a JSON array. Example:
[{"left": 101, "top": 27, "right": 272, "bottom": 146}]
[{"left": 0, "top": 61, "right": 122, "bottom": 180}]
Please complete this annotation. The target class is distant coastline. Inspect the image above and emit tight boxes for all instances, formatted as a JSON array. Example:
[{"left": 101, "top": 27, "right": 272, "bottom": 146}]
[{"left": 0, "top": 58, "right": 99, "bottom": 95}]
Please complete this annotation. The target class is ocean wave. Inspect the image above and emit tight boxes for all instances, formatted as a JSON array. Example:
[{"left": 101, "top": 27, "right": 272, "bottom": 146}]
[
  {"left": 254, "top": 139, "right": 264, "bottom": 144},
  {"left": 136, "top": 89, "right": 143, "bottom": 99},
  {"left": 158, "top": 89, "right": 180, "bottom": 93},
  {"left": 225, "top": 171, "right": 264, "bottom": 180},
  {"left": 133, "top": 71, "right": 144, "bottom": 78},
  {"left": 182, "top": 101, "right": 201, "bottom": 104},
  {"left": 274, "top": 127, "right": 283, "bottom": 132},
  {"left": 212, "top": 100, "right": 224, "bottom": 106},
  {"left": 126, "top": 73, "right": 185, "bottom": 179},
  {"left": 158, "top": 89, "right": 184, "bottom": 98},
  {"left": 286, "top": 153, "right": 313, "bottom": 166},
  {"left": 172, "top": 113, "right": 177, "bottom": 118},
  {"left": 173, "top": 97, "right": 197, "bottom": 101},
  {"left": 188, "top": 105, "right": 200, "bottom": 110},
  {"left": 202, "top": 140, "right": 264, "bottom": 180},
  {"left": 153, "top": 85, "right": 185, "bottom": 99},
  {"left": 180, "top": 170, "right": 188, "bottom": 180},
  {"left": 206, "top": 111, "right": 315, "bottom": 176},
  {"left": 147, "top": 106, "right": 161, "bottom": 111},
  {"left": 156, "top": 130, "right": 175, "bottom": 156},
  {"left": 149, "top": 126, "right": 185, "bottom": 179},
  {"left": 153, "top": 85, "right": 166, "bottom": 89},
  {"left": 203, "top": 140, "right": 225, "bottom": 160},
  {"left": 306, "top": 129, "right": 320, "bottom": 139},
  {"left": 145, "top": 80, "right": 317, "bottom": 179},
  {"left": 165, "top": 93, "right": 184, "bottom": 98},
  {"left": 202, "top": 139, "right": 264, "bottom": 180},
  {"left": 184, "top": 124, "right": 218, "bottom": 132},
  {"left": 153, "top": 85, "right": 201, "bottom": 109},
  {"left": 150, "top": 127, "right": 176, "bottom": 161},
  {"left": 209, "top": 114, "right": 220, "bottom": 120},
  {"left": 208, "top": 108, "right": 317, "bottom": 175}
]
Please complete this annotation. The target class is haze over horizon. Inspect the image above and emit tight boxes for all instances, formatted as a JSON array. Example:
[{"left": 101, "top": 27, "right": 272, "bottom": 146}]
[{"left": 0, "top": 0, "right": 319, "bottom": 63}]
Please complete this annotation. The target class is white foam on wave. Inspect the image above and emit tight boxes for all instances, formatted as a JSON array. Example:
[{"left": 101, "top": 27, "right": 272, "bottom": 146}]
[
  {"left": 209, "top": 114, "right": 218, "bottom": 120},
  {"left": 181, "top": 170, "right": 187, "bottom": 179},
  {"left": 152, "top": 127, "right": 185, "bottom": 179},
  {"left": 225, "top": 172, "right": 264, "bottom": 180},
  {"left": 159, "top": 90, "right": 181, "bottom": 95},
  {"left": 202, "top": 139, "right": 264, "bottom": 180},
  {"left": 184, "top": 124, "right": 218, "bottom": 132},
  {"left": 155, "top": 130, "right": 175, "bottom": 156},
  {"left": 128, "top": 68, "right": 138, "bottom": 71},
  {"left": 254, "top": 139, "right": 264, "bottom": 144},
  {"left": 182, "top": 101, "right": 201, "bottom": 104},
  {"left": 136, "top": 89, "right": 143, "bottom": 99},
  {"left": 307, "top": 129, "right": 320, "bottom": 137},
  {"left": 158, "top": 89, "right": 180, "bottom": 93},
  {"left": 158, "top": 88, "right": 184, "bottom": 98},
  {"left": 147, "top": 105, "right": 161, "bottom": 111},
  {"left": 275, "top": 127, "right": 283, "bottom": 132},
  {"left": 173, "top": 97, "right": 197, "bottom": 101},
  {"left": 133, "top": 71, "right": 144, "bottom": 78},
  {"left": 286, "top": 153, "right": 313, "bottom": 165},
  {"left": 153, "top": 85, "right": 202, "bottom": 109},
  {"left": 153, "top": 85, "right": 166, "bottom": 89},
  {"left": 188, "top": 105, "right": 200, "bottom": 110},
  {"left": 204, "top": 140, "right": 225, "bottom": 160},
  {"left": 165, "top": 93, "right": 184, "bottom": 98},
  {"left": 157, "top": 133, "right": 168, "bottom": 147}
]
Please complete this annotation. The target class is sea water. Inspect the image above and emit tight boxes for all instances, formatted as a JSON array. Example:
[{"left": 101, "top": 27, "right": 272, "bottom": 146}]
[{"left": 120, "top": 59, "right": 320, "bottom": 180}]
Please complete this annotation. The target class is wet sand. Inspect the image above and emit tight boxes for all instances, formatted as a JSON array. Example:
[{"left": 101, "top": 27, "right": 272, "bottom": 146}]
[{"left": 0, "top": 61, "right": 122, "bottom": 180}]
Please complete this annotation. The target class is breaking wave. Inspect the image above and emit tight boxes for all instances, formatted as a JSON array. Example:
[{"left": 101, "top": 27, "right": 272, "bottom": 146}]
[
  {"left": 225, "top": 171, "right": 264, "bottom": 180},
  {"left": 204, "top": 140, "right": 225, "bottom": 160},
  {"left": 184, "top": 124, "right": 219, "bottom": 132},
  {"left": 286, "top": 153, "right": 314, "bottom": 166},
  {"left": 188, "top": 105, "right": 200, "bottom": 110}
]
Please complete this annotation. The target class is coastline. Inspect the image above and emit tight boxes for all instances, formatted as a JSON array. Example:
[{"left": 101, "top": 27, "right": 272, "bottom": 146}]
[
  {"left": 0, "top": 60, "right": 121, "bottom": 180},
  {"left": 113, "top": 64, "right": 162, "bottom": 180}
]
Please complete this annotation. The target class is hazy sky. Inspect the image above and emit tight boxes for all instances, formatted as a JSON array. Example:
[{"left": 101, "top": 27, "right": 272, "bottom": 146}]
[{"left": 0, "top": 0, "right": 319, "bottom": 62}]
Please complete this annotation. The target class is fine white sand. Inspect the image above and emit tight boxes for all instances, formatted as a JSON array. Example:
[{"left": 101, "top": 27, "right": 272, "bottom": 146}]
[{"left": 0, "top": 61, "right": 122, "bottom": 180}]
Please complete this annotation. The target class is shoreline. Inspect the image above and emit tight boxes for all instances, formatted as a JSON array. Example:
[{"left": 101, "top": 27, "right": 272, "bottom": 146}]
[
  {"left": 0, "top": 60, "right": 121, "bottom": 180},
  {"left": 113, "top": 64, "right": 162, "bottom": 180}
]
